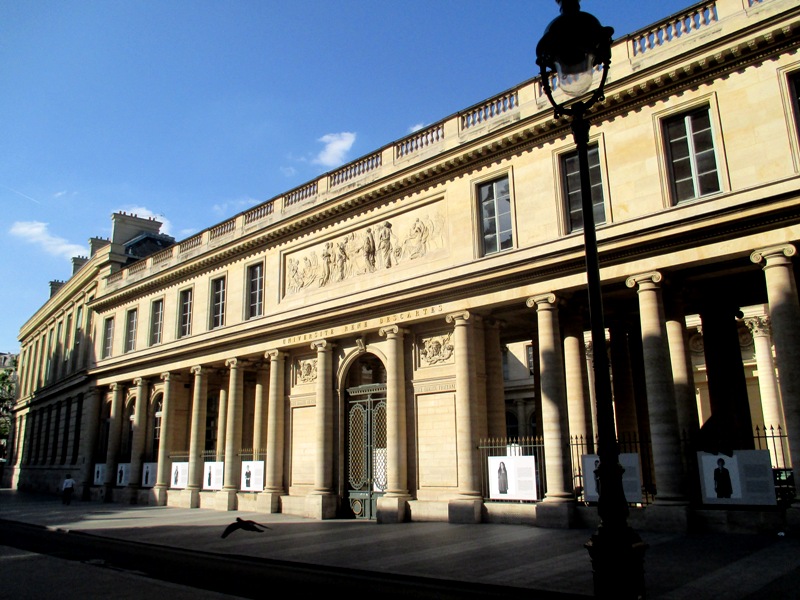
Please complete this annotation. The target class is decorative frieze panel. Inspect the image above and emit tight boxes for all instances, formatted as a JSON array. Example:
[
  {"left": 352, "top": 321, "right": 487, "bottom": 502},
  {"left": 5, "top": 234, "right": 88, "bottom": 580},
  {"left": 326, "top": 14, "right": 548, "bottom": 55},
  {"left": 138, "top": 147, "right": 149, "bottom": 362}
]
[
  {"left": 294, "top": 356, "right": 318, "bottom": 385},
  {"left": 284, "top": 204, "right": 446, "bottom": 297},
  {"left": 417, "top": 331, "right": 455, "bottom": 368}
]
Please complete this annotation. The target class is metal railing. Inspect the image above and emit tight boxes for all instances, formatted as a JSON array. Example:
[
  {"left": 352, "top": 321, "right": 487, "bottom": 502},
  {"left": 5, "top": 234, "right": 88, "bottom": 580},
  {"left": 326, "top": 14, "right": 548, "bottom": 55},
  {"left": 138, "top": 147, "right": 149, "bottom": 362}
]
[{"left": 478, "top": 436, "right": 546, "bottom": 502}]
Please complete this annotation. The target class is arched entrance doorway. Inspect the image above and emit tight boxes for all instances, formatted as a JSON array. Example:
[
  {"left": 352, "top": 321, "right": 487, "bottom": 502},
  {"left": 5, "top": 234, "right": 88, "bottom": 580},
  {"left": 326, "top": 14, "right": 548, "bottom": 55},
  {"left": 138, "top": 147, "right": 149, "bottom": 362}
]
[{"left": 344, "top": 353, "right": 387, "bottom": 519}]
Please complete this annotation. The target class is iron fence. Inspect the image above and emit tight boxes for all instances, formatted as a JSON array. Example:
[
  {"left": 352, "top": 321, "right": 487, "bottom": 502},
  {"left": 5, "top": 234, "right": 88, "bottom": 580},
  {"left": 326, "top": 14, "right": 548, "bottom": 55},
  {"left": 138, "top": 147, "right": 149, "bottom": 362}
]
[{"left": 478, "top": 436, "right": 546, "bottom": 503}]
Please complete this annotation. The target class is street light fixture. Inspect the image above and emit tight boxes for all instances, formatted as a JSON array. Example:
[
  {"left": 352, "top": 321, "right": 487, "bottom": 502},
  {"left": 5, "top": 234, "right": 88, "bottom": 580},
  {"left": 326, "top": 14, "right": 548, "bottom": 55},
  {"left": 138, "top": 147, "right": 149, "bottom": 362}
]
[{"left": 536, "top": 1, "right": 647, "bottom": 598}]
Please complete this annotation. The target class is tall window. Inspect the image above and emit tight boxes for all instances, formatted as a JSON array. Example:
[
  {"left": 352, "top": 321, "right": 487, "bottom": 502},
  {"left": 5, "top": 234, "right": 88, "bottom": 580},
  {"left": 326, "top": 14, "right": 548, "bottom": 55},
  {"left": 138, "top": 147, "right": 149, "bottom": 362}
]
[
  {"left": 152, "top": 399, "right": 163, "bottom": 459},
  {"left": 561, "top": 144, "right": 605, "bottom": 233},
  {"left": 124, "top": 309, "right": 138, "bottom": 353},
  {"left": 247, "top": 263, "right": 264, "bottom": 319},
  {"left": 179, "top": 289, "right": 193, "bottom": 338},
  {"left": 211, "top": 277, "right": 226, "bottom": 329},
  {"left": 663, "top": 106, "right": 720, "bottom": 203},
  {"left": 790, "top": 72, "right": 800, "bottom": 139},
  {"left": 102, "top": 317, "right": 115, "bottom": 359},
  {"left": 478, "top": 176, "right": 513, "bottom": 256},
  {"left": 63, "top": 314, "right": 72, "bottom": 366},
  {"left": 150, "top": 299, "right": 164, "bottom": 346}
]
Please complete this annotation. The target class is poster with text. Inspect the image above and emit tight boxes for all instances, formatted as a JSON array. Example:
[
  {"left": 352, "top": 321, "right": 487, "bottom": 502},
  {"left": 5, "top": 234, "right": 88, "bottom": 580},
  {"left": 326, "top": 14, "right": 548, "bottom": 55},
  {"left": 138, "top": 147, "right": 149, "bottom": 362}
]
[
  {"left": 115, "top": 463, "right": 131, "bottom": 487},
  {"left": 93, "top": 464, "right": 106, "bottom": 486},
  {"left": 582, "top": 454, "right": 643, "bottom": 503},
  {"left": 240, "top": 461, "right": 265, "bottom": 491},
  {"left": 698, "top": 450, "right": 775, "bottom": 506},
  {"left": 203, "top": 461, "right": 224, "bottom": 490},
  {"left": 141, "top": 463, "right": 157, "bottom": 488},
  {"left": 171, "top": 462, "right": 189, "bottom": 489},
  {"left": 487, "top": 455, "right": 538, "bottom": 500}
]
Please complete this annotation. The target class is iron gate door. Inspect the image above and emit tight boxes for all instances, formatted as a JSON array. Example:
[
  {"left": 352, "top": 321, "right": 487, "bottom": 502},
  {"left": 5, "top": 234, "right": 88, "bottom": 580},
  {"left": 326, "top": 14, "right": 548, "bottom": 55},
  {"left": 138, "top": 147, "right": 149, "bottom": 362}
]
[{"left": 347, "top": 384, "right": 387, "bottom": 519}]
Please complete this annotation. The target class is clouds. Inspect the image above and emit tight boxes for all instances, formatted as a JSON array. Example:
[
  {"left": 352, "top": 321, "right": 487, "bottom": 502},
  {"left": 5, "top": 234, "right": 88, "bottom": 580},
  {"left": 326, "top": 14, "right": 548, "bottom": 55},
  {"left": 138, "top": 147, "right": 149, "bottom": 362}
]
[
  {"left": 9, "top": 221, "right": 86, "bottom": 260},
  {"left": 313, "top": 132, "right": 356, "bottom": 168}
]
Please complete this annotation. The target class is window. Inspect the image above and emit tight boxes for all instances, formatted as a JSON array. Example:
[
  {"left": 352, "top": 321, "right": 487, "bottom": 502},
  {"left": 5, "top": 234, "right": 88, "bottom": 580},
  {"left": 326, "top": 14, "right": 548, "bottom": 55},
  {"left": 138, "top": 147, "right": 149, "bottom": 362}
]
[
  {"left": 179, "top": 289, "right": 193, "bottom": 338},
  {"left": 150, "top": 299, "right": 164, "bottom": 346},
  {"left": 63, "top": 314, "right": 72, "bottom": 363},
  {"left": 561, "top": 144, "right": 605, "bottom": 233},
  {"left": 246, "top": 263, "right": 264, "bottom": 319},
  {"left": 526, "top": 344, "right": 535, "bottom": 377},
  {"left": 478, "top": 176, "right": 513, "bottom": 255},
  {"left": 663, "top": 106, "right": 720, "bottom": 203},
  {"left": 102, "top": 317, "right": 115, "bottom": 359},
  {"left": 790, "top": 72, "right": 800, "bottom": 139},
  {"left": 124, "top": 309, "right": 138, "bottom": 353},
  {"left": 210, "top": 277, "right": 226, "bottom": 329}
]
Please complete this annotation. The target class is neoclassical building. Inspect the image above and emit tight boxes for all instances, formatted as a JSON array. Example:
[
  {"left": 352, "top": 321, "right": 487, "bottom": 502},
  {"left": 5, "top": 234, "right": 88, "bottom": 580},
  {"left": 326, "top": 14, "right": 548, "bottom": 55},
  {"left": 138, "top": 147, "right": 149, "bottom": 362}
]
[{"left": 6, "top": 0, "right": 800, "bottom": 530}]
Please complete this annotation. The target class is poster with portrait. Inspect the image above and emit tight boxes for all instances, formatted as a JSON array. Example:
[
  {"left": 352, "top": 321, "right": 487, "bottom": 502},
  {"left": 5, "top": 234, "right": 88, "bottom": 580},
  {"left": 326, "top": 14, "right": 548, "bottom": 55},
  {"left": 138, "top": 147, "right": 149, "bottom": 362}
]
[
  {"left": 171, "top": 462, "right": 189, "bottom": 489},
  {"left": 697, "top": 450, "right": 775, "bottom": 506},
  {"left": 487, "top": 455, "right": 538, "bottom": 500},
  {"left": 141, "top": 463, "right": 157, "bottom": 488},
  {"left": 203, "top": 461, "right": 224, "bottom": 490},
  {"left": 582, "top": 454, "right": 643, "bottom": 503},
  {"left": 93, "top": 463, "right": 106, "bottom": 486},
  {"left": 114, "top": 463, "right": 131, "bottom": 487},
  {"left": 240, "top": 461, "right": 264, "bottom": 491}
]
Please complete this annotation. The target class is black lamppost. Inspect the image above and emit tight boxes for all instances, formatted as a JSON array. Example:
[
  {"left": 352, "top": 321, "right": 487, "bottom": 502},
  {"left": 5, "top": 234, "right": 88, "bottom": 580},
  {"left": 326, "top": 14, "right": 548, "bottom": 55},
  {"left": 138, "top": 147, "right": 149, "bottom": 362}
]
[{"left": 536, "top": 1, "right": 646, "bottom": 598}]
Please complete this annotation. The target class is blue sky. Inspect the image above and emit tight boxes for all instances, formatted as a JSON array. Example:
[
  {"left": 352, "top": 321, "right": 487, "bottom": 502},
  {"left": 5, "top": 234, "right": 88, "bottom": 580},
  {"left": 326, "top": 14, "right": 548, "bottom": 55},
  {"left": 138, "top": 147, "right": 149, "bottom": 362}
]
[{"left": 0, "top": 0, "right": 695, "bottom": 353}]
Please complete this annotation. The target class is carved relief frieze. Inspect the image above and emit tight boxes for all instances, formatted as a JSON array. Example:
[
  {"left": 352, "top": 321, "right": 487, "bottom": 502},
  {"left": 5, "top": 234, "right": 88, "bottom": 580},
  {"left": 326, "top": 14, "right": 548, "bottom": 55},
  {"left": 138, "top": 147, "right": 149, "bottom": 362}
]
[
  {"left": 284, "top": 205, "right": 446, "bottom": 297},
  {"left": 294, "top": 356, "right": 318, "bottom": 385},
  {"left": 418, "top": 331, "right": 455, "bottom": 367}
]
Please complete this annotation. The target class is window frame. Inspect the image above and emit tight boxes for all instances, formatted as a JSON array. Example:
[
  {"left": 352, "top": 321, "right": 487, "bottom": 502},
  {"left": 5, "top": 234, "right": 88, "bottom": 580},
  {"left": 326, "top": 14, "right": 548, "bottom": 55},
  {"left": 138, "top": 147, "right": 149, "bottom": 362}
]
[
  {"left": 559, "top": 142, "right": 606, "bottom": 234},
  {"left": 246, "top": 262, "right": 264, "bottom": 320},
  {"left": 210, "top": 276, "right": 226, "bottom": 329},
  {"left": 149, "top": 298, "right": 164, "bottom": 346},
  {"left": 102, "top": 316, "right": 115, "bottom": 359},
  {"left": 662, "top": 105, "right": 721, "bottom": 204},
  {"left": 178, "top": 288, "right": 193, "bottom": 339},
  {"left": 124, "top": 308, "right": 138, "bottom": 353},
  {"left": 475, "top": 172, "right": 515, "bottom": 257}
]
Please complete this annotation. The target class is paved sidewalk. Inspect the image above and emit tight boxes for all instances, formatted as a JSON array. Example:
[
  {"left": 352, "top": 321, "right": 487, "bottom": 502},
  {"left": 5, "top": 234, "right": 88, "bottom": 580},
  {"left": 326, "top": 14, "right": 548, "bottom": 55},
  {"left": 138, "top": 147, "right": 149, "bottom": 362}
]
[{"left": 1, "top": 490, "right": 798, "bottom": 599}]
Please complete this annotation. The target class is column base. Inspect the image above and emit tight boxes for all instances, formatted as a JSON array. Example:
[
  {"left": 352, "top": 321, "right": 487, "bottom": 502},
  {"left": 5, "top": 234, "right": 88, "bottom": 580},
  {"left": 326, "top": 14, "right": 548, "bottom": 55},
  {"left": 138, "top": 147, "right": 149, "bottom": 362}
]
[
  {"left": 304, "top": 493, "right": 338, "bottom": 520},
  {"left": 151, "top": 486, "right": 169, "bottom": 506},
  {"left": 377, "top": 495, "right": 410, "bottom": 524},
  {"left": 256, "top": 491, "right": 282, "bottom": 513},
  {"left": 170, "top": 488, "right": 201, "bottom": 508},
  {"left": 536, "top": 498, "right": 577, "bottom": 529},
  {"left": 447, "top": 498, "right": 483, "bottom": 524},
  {"left": 215, "top": 489, "right": 238, "bottom": 511}
]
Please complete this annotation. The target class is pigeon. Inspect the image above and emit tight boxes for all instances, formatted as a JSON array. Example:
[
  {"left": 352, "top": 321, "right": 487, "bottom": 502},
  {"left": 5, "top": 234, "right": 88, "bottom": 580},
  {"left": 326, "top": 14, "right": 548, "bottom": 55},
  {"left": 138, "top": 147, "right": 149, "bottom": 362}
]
[{"left": 221, "top": 517, "right": 270, "bottom": 538}]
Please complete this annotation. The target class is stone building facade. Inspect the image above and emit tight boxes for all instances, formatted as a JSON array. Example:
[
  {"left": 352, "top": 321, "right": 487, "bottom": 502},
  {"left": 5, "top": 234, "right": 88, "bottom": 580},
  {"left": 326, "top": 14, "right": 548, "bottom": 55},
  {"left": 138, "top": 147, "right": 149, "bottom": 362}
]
[{"left": 5, "top": 0, "right": 800, "bottom": 529}]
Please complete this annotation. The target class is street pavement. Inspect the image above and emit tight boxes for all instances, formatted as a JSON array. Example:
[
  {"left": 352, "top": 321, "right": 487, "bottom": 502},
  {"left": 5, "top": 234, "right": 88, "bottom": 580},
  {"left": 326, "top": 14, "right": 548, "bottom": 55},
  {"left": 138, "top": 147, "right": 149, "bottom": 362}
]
[{"left": 0, "top": 490, "right": 798, "bottom": 599}]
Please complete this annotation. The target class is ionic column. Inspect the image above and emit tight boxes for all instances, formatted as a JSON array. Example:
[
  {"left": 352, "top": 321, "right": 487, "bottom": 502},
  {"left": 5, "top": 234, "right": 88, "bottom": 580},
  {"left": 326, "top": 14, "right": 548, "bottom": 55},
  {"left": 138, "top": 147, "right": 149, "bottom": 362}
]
[
  {"left": 311, "top": 341, "right": 334, "bottom": 495},
  {"left": 745, "top": 317, "right": 784, "bottom": 432},
  {"left": 626, "top": 272, "right": 685, "bottom": 502},
  {"left": 380, "top": 325, "right": 409, "bottom": 498},
  {"left": 485, "top": 320, "right": 507, "bottom": 439},
  {"left": 216, "top": 387, "right": 227, "bottom": 459},
  {"left": 446, "top": 311, "right": 481, "bottom": 498},
  {"left": 154, "top": 372, "right": 177, "bottom": 503},
  {"left": 264, "top": 350, "right": 286, "bottom": 495},
  {"left": 527, "top": 294, "right": 572, "bottom": 500},
  {"left": 751, "top": 245, "right": 800, "bottom": 472},
  {"left": 252, "top": 363, "right": 268, "bottom": 455},
  {"left": 564, "top": 312, "right": 593, "bottom": 449},
  {"left": 187, "top": 366, "right": 208, "bottom": 495},
  {"left": 665, "top": 295, "right": 699, "bottom": 439},
  {"left": 104, "top": 383, "right": 125, "bottom": 494},
  {"left": 77, "top": 388, "right": 102, "bottom": 497},
  {"left": 222, "top": 359, "right": 244, "bottom": 493},
  {"left": 128, "top": 377, "right": 149, "bottom": 487}
]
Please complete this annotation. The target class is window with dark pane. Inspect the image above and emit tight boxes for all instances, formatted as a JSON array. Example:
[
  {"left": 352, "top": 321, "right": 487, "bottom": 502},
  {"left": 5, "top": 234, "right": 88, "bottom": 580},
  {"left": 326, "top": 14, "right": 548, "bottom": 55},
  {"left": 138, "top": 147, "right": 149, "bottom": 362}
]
[
  {"left": 663, "top": 107, "right": 720, "bottom": 203},
  {"left": 478, "top": 176, "right": 513, "bottom": 256},
  {"left": 561, "top": 144, "right": 605, "bottom": 233}
]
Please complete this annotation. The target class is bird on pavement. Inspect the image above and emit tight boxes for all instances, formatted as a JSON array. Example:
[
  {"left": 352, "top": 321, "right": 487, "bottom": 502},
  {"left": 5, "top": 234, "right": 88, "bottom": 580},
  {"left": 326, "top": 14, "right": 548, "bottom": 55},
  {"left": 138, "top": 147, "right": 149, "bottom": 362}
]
[{"left": 221, "top": 517, "right": 270, "bottom": 538}]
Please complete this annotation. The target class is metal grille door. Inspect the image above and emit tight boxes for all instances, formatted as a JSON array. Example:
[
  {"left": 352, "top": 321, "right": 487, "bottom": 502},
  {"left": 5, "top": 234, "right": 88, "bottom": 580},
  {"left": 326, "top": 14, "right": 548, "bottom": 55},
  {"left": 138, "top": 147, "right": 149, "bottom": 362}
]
[{"left": 347, "top": 384, "right": 387, "bottom": 519}]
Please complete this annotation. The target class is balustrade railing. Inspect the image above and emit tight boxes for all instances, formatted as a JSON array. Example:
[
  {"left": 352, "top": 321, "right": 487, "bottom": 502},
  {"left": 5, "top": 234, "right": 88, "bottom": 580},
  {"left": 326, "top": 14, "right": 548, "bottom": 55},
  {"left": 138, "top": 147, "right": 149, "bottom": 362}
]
[
  {"left": 395, "top": 123, "right": 445, "bottom": 159},
  {"left": 461, "top": 91, "right": 518, "bottom": 130},
  {"left": 630, "top": 1, "right": 718, "bottom": 57},
  {"left": 283, "top": 181, "right": 318, "bottom": 208},
  {"left": 179, "top": 234, "right": 203, "bottom": 254},
  {"left": 244, "top": 201, "right": 275, "bottom": 225},
  {"left": 209, "top": 219, "right": 236, "bottom": 240},
  {"left": 329, "top": 152, "right": 382, "bottom": 187}
]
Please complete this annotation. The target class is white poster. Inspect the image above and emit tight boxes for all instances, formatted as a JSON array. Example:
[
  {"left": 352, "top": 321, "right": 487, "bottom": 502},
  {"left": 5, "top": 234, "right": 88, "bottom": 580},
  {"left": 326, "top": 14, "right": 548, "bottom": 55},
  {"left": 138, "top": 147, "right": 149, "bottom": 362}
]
[
  {"left": 115, "top": 463, "right": 131, "bottom": 487},
  {"left": 171, "top": 462, "right": 189, "bottom": 489},
  {"left": 698, "top": 450, "right": 776, "bottom": 506},
  {"left": 240, "top": 461, "right": 264, "bottom": 491},
  {"left": 203, "top": 461, "right": 224, "bottom": 490},
  {"left": 93, "top": 463, "right": 106, "bottom": 485},
  {"left": 487, "top": 455, "right": 538, "bottom": 500},
  {"left": 141, "top": 463, "right": 157, "bottom": 488},
  {"left": 582, "top": 454, "right": 642, "bottom": 503}
]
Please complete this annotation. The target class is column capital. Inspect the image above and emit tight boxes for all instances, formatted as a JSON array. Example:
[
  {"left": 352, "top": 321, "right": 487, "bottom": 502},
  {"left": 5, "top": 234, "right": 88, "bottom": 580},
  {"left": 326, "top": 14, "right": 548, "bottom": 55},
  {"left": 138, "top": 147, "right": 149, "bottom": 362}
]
[
  {"left": 160, "top": 371, "right": 178, "bottom": 383},
  {"left": 379, "top": 325, "right": 408, "bottom": 338},
  {"left": 445, "top": 310, "right": 472, "bottom": 324},
  {"left": 311, "top": 339, "right": 331, "bottom": 352},
  {"left": 190, "top": 365, "right": 206, "bottom": 377},
  {"left": 744, "top": 315, "right": 771, "bottom": 338},
  {"left": 751, "top": 244, "right": 796, "bottom": 265},
  {"left": 132, "top": 377, "right": 148, "bottom": 387},
  {"left": 525, "top": 292, "right": 557, "bottom": 309},
  {"left": 625, "top": 271, "right": 663, "bottom": 290},
  {"left": 225, "top": 357, "right": 245, "bottom": 369},
  {"left": 265, "top": 349, "right": 286, "bottom": 360}
]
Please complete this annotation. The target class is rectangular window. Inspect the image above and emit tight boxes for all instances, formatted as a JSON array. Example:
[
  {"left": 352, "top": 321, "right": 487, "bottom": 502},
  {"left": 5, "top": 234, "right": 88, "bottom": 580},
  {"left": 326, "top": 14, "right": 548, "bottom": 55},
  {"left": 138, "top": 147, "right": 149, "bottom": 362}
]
[
  {"left": 526, "top": 344, "right": 535, "bottom": 376},
  {"left": 150, "top": 299, "right": 164, "bottom": 346},
  {"left": 102, "top": 317, "right": 115, "bottom": 359},
  {"left": 478, "top": 176, "right": 513, "bottom": 256},
  {"left": 211, "top": 277, "right": 226, "bottom": 329},
  {"left": 247, "top": 263, "right": 264, "bottom": 319},
  {"left": 124, "top": 309, "right": 138, "bottom": 352},
  {"left": 790, "top": 72, "right": 800, "bottom": 139},
  {"left": 63, "top": 314, "right": 72, "bottom": 362},
  {"left": 663, "top": 106, "right": 720, "bottom": 203},
  {"left": 561, "top": 144, "right": 605, "bottom": 233},
  {"left": 179, "top": 289, "right": 193, "bottom": 338}
]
